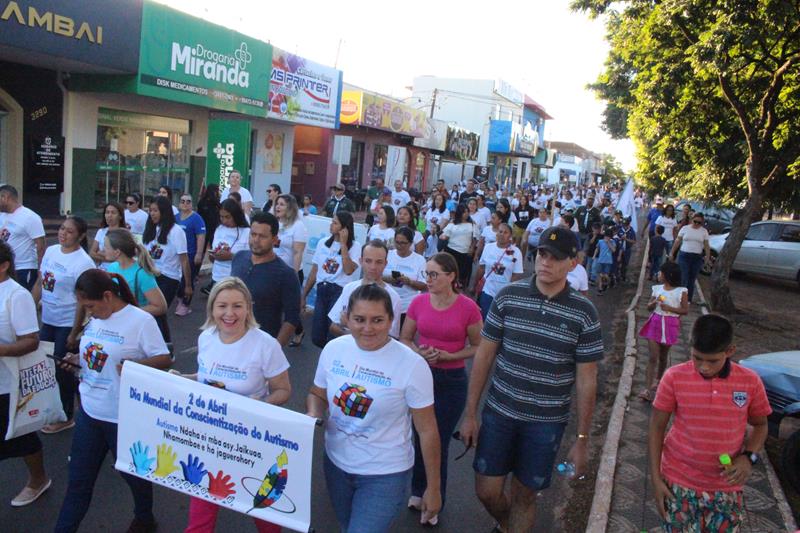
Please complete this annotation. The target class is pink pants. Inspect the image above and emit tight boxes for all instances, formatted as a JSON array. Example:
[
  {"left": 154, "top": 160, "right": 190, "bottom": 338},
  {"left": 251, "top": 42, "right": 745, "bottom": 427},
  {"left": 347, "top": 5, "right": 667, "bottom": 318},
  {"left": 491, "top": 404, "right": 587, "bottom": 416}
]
[{"left": 185, "top": 497, "right": 281, "bottom": 533}]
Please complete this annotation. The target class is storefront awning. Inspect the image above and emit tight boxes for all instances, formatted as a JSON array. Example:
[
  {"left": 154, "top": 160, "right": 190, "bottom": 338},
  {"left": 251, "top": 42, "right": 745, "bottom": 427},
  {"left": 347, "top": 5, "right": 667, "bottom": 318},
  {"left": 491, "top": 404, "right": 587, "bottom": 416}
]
[{"left": 340, "top": 89, "right": 429, "bottom": 138}]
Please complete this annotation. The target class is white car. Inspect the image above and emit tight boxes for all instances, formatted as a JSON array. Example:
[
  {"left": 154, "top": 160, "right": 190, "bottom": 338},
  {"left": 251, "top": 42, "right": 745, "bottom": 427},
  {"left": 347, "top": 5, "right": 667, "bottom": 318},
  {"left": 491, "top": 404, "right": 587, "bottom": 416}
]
[{"left": 707, "top": 221, "right": 800, "bottom": 286}]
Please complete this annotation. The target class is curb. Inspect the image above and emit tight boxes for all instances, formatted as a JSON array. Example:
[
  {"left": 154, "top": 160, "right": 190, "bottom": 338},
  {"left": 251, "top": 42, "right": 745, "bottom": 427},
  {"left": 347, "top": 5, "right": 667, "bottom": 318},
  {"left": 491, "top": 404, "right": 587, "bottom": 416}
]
[
  {"left": 694, "top": 282, "right": 799, "bottom": 533},
  {"left": 585, "top": 237, "right": 650, "bottom": 533}
]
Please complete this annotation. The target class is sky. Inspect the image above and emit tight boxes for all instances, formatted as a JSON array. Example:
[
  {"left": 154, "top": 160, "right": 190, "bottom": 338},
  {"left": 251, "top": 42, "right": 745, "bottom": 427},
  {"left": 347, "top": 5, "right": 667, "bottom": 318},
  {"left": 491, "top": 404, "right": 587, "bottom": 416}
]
[{"left": 163, "top": 0, "right": 637, "bottom": 172}]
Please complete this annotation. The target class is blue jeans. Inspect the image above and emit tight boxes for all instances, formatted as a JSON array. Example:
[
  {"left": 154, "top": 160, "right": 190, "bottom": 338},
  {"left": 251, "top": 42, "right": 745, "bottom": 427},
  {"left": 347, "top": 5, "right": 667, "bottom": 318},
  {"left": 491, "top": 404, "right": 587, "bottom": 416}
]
[
  {"left": 55, "top": 408, "right": 154, "bottom": 533},
  {"left": 585, "top": 257, "right": 595, "bottom": 281},
  {"left": 411, "top": 367, "right": 468, "bottom": 508},
  {"left": 15, "top": 268, "right": 37, "bottom": 291},
  {"left": 650, "top": 253, "right": 664, "bottom": 280},
  {"left": 324, "top": 453, "right": 410, "bottom": 533},
  {"left": 40, "top": 323, "right": 75, "bottom": 419},
  {"left": 678, "top": 251, "right": 703, "bottom": 302},
  {"left": 312, "top": 282, "right": 343, "bottom": 348},
  {"left": 478, "top": 291, "right": 493, "bottom": 321}
]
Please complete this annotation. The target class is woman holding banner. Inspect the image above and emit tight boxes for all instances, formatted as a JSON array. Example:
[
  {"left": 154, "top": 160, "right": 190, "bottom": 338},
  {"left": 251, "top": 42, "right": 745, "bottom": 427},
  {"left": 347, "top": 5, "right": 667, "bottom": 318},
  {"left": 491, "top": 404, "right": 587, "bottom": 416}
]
[
  {"left": 0, "top": 241, "right": 51, "bottom": 507},
  {"left": 54, "top": 269, "right": 171, "bottom": 533},
  {"left": 183, "top": 276, "right": 291, "bottom": 533},
  {"left": 307, "top": 284, "right": 441, "bottom": 531}
]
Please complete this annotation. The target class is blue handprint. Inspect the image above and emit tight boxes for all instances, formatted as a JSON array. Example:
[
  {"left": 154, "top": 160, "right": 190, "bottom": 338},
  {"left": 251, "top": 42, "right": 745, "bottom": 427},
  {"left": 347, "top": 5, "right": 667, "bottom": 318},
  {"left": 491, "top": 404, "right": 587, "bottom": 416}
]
[
  {"left": 180, "top": 454, "right": 207, "bottom": 485},
  {"left": 129, "top": 441, "right": 155, "bottom": 475}
]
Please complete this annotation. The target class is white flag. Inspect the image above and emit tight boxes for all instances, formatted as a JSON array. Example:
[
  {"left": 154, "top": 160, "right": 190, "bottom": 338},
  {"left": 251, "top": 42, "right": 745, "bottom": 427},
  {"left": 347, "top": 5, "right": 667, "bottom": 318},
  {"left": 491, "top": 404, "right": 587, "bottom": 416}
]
[{"left": 615, "top": 179, "right": 638, "bottom": 233}]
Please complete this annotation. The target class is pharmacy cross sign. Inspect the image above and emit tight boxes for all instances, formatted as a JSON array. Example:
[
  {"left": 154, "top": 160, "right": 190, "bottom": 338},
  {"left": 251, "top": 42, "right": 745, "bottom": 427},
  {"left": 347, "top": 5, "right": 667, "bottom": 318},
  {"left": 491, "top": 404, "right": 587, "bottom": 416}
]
[{"left": 235, "top": 43, "right": 252, "bottom": 70}]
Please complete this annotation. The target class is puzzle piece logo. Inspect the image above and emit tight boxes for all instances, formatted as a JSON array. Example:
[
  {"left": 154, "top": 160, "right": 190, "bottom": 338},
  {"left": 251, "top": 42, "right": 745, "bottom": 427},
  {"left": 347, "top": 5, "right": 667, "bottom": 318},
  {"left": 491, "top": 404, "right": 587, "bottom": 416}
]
[
  {"left": 322, "top": 257, "right": 340, "bottom": 275},
  {"left": 333, "top": 383, "right": 373, "bottom": 419},
  {"left": 42, "top": 271, "right": 56, "bottom": 292},
  {"left": 83, "top": 342, "right": 109, "bottom": 372},
  {"left": 0, "top": 228, "right": 9, "bottom": 242},
  {"left": 149, "top": 243, "right": 164, "bottom": 260}
]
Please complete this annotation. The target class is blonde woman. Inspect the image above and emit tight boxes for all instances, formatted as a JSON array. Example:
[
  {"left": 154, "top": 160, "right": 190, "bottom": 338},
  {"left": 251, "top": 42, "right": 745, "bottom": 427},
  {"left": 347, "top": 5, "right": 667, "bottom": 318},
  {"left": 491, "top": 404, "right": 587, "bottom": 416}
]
[
  {"left": 183, "top": 277, "right": 291, "bottom": 532},
  {"left": 104, "top": 229, "right": 168, "bottom": 319},
  {"left": 274, "top": 194, "right": 308, "bottom": 347}
]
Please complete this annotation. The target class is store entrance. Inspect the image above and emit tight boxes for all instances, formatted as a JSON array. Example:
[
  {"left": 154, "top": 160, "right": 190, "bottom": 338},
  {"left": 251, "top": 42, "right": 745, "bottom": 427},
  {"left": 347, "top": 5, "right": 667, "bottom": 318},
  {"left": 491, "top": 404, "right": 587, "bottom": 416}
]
[{"left": 95, "top": 109, "right": 191, "bottom": 213}]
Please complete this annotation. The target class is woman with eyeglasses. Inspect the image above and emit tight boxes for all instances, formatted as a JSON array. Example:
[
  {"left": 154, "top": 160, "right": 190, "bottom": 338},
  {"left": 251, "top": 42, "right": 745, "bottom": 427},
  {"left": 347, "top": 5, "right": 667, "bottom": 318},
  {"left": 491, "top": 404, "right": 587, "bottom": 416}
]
[
  {"left": 670, "top": 213, "right": 711, "bottom": 304},
  {"left": 383, "top": 227, "right": 427, "bottom": 329},
  {"left": 90, "top": 202, "right": 126, "bottom": 269},
  {"left": 400, "top": 252, "right": 482, "bottom": 526},
  {"left": 307, "top": 284, "right": 441, "bottom": 532},
  {"left": 396, "top": 206, "right": 425, "bottom": 255},
  {"left": 124, "top": 194, "right": 148, "bottom": 237},
  {"left": 175, "top": 194, "right": 206, "bottom": 316}
]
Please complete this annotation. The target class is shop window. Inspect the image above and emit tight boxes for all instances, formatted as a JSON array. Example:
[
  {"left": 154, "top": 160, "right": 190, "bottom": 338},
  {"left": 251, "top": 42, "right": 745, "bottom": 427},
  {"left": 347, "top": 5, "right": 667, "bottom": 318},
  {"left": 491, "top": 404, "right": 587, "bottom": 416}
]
[
  {"left": 372, "top": 144, "right": 388, "bottom": 182},
  {"left": 341, "top": 141, "right": 364, "bottom": 190}
]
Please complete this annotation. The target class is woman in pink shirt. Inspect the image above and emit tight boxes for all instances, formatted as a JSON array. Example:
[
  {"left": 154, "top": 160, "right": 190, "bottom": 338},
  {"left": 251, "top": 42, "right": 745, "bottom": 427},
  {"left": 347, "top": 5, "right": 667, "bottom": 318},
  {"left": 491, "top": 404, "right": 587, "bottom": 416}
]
[{"left": 400, "top": 252, "right": 483, "bottom": 526}]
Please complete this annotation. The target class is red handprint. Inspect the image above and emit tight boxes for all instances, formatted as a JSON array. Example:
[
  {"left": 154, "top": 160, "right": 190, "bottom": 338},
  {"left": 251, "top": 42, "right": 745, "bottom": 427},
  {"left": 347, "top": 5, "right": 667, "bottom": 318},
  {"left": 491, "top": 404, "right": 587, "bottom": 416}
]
[{"left": 207, "top": 470, "right": 236, "bottom": 499}]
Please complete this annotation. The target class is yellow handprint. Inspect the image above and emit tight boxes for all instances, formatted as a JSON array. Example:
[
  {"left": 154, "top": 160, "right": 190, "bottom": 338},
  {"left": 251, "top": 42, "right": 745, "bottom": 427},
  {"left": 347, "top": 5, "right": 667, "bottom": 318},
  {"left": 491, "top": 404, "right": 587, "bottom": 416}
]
[{"left": 154, "top": 444, "right": 179, "bottom": 477}]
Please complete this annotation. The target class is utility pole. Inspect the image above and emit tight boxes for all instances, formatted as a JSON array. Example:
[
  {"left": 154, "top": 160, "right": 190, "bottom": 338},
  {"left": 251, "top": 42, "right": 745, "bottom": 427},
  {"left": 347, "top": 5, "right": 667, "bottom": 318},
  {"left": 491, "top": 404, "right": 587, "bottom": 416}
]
[
  {"left": 429, "top": 88, "right": 437, "bottom": 118},
  {"left": 334, "top": 38, "right": 343, "bottom": 69}
]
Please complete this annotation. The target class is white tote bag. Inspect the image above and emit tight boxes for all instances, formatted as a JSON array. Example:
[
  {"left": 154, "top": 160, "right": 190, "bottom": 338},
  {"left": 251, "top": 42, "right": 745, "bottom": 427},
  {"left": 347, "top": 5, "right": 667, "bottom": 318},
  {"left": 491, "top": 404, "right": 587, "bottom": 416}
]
[{"left": 2, "top": 339, "right": 66, "bottom": 440}]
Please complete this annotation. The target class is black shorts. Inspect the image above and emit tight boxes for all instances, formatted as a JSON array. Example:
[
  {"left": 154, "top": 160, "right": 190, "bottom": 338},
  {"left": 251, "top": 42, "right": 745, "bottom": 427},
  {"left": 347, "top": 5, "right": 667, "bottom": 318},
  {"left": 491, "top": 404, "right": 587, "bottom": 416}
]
[{"left": 0, "top": 394, "right": 42, "bottom": 459}]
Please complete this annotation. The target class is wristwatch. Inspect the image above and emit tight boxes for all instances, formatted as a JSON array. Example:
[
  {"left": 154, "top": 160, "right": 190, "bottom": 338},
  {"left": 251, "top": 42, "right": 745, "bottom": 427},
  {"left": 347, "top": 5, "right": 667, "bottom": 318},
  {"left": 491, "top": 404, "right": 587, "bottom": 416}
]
[{"left": 742, "top": 450, "right": 759, "bottom": 465}]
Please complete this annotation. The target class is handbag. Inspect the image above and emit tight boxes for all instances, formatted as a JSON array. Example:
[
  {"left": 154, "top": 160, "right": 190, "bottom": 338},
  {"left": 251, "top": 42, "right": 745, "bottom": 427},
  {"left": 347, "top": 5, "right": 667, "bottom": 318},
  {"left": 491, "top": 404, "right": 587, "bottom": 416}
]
[
  {"left": 475, "top": 245, "right": 513, "bottom": 297},
  {"left": 2, "top": 288, "right": 66, "bottom": 439}
]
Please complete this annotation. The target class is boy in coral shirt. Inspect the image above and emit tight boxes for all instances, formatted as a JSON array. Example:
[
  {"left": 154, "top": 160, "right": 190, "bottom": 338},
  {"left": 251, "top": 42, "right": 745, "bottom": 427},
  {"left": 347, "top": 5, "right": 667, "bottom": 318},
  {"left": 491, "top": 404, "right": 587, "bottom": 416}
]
[{"left": 649, "top": 314, "right": 771, "bottom": 532}]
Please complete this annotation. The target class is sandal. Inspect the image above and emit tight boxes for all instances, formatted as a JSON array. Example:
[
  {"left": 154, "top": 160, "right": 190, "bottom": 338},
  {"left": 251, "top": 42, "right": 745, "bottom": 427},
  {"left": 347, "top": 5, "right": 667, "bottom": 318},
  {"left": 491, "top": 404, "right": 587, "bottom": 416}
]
[{"left": 288, "top": 332, "right": 305, "bottom": 348}]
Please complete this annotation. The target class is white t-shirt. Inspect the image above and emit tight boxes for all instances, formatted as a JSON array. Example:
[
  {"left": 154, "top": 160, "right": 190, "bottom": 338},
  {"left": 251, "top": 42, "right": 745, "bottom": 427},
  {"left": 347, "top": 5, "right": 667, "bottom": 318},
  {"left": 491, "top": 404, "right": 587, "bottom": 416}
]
[
  {"left": 553, "top": 216, "right": 579, "bottom": 233},
  {"left": 79, "top": 305, "right": 168, "bottom": 423},
  {"left": 40, "top": 245, "right": 95, "bottom": 327},
  {"left": 442, "top": 222, "right": 478, "bottom": 254},
  {"left": 383, "top": 251, "right": 427, "bottom": 313},
  {"left": 532, "top": 196, "right": 548, "bottom": 211},
  {"left": 314, "top": 335, "right": 434, "bottom": 475},
  {"left": 655, "top": 215, "right": 678, "bottom": 241},
  {"left": 526, "top": 218, "right": 552, "bottom": 246},
  {"left": 0, "top": 280, "right": 39, "bottom": 394},
  {"left": 328, "top": 280, "right": 402, "bottom": 338},
  {"left": 312, "top": 238, "right": 363, "bottom": 286},
  {"left": 424, "top": 208, "right": 450, "bottom": 229},
  {"left": 677, "top": 225, "right": 710, "bottom": 255},
  {"left": 567, "top": 264, "right": 589, "bottom": 293},
  {"left": 478, "top": 243, "right": 524, "bottom": 297},
  {"left": 652, "top": 284, "right": 688, "bottom": 318},
  {"left": 469, "top": 210, "right": 487, "bottom": 232},
  {"left": 93, "top": 227, "right": 116, "bottom": 270},
  {"left": 197, "top": 327, "right": 289, "bottom": 400},
  {"left": 391, "top": 190, "right": 411, "bottom": 209},
  {"left": 211, "top": 226, "right": 251, "bottom": 281},
  {"left": 220, "top": 187, "right": 253, "bottom": 205},
  {"left": 480, "top": 225, "right": 498, "bottom": 246},
  {"left": 276, "top": 219, "right": 308, "bottom": 270},
  {"left": 126, "top": 209, "right": 149, "bottom": 235},
  {"left": 144, "top": 225, "right": 188, "bottom": 281},
  {"left": 0, "top": 206, "right": 45, "bottom": 269},
  {"left": 367, "top": 225, "right": 396, "bottom": 247}
]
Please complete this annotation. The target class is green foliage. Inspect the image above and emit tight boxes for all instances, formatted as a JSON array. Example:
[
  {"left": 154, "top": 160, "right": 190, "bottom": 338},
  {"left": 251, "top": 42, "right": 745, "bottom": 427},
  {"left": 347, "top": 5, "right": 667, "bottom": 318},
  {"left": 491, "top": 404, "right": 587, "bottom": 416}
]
[{"left": 574, "top": 0, "right": 800, "bottom": 211}]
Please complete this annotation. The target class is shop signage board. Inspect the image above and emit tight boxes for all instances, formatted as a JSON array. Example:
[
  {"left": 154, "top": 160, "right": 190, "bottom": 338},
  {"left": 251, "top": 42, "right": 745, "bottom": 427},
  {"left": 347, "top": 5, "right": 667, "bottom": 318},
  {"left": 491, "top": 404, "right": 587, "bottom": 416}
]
[
  {"left": 97, "top": 108, "right": 191, "bottom": 135},
  {"left": 0, "top": 0, "right": 143, "bottom": 72},
  {"left": 28, "top": 134, "right": 64, "bottom": 193},
  {"left": 413, "top": 118, "right": 448, "bottom": 152},
  {"left": 338, "top": 90, "right": 428, "bottom": 138},
  {"left": 206, "top": 119, "right": 251, "bottom": 190},
  {"left": 116, "top": 363, "right": 316, "bottom": 533},
  {"left": 137, "top": 0, "right": 272, "bottom": 117},
  {"left": 267, "top": 48, "right": 342, "bottom": 129},
  {"left": 444, "top": 126, "right": 479, "bottom": 161},
  {"left": 488, "top": 120, "right": 535, "bottom": 157}
]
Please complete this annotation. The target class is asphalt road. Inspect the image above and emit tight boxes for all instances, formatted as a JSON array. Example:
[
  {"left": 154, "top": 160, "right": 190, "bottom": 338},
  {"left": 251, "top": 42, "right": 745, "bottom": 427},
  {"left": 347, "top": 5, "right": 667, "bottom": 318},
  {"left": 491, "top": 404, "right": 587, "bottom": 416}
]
[{"left": 0, "top": 263, "right": 628, "bottom": 533}]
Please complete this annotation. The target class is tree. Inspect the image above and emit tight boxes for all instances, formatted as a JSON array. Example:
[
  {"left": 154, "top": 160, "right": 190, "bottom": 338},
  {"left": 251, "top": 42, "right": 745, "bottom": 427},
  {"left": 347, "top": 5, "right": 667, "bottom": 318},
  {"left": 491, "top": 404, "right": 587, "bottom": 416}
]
[
  {"left": 600, "top": 153, "right": 626, "bottom": 182},
  {"left": 574, "top": 0, "right": 800, "bottom": 313}
]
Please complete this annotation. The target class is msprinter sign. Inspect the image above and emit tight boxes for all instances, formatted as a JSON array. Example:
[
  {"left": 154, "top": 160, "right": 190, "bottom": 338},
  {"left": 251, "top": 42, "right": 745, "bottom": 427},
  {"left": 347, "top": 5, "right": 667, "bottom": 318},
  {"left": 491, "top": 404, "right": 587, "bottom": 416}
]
[{"left": 137, "top": 0, "right": 271, "bottom": 117}]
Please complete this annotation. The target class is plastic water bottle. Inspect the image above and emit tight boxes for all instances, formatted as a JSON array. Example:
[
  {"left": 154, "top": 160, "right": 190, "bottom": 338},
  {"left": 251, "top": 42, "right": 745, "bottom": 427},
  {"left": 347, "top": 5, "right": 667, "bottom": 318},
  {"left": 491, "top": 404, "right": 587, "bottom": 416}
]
[{"left": 556, "top": 461, "right": 576, "bottom": 478}]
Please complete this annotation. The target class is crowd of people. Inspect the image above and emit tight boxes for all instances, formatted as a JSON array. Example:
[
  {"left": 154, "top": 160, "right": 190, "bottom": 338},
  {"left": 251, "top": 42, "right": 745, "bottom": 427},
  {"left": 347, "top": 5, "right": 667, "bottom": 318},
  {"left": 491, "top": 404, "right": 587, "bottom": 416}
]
[{"left": 0, "top": 174, "right": 769, "bottom": 533}]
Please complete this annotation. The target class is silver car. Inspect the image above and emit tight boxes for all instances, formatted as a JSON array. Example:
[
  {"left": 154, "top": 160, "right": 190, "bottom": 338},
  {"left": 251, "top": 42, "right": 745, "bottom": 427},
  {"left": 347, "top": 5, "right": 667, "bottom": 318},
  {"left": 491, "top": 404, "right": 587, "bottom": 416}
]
[{"left": 706, "top": 221, "right": 800, "bottom": 286}]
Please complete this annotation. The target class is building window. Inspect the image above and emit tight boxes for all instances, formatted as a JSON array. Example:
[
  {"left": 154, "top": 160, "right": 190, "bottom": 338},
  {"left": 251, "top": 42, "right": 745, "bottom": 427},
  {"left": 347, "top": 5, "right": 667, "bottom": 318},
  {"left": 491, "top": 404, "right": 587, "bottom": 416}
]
[{"left": 372, "top": 144, "right": 388, "bottom": 181}]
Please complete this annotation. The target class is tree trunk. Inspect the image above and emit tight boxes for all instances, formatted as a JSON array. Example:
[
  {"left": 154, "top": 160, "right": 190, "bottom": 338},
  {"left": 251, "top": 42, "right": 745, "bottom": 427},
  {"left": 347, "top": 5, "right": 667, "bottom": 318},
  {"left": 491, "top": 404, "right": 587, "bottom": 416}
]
[{"left": 709, "top": 184, "right": 763, "bottom": 314}]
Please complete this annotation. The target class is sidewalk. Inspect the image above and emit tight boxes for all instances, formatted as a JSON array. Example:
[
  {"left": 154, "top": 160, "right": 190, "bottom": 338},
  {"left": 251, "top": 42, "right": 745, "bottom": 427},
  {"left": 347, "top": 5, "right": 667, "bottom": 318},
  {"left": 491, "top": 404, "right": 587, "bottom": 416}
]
[{"left": 605, "top": 281, "right": 790, "bottom": 532}]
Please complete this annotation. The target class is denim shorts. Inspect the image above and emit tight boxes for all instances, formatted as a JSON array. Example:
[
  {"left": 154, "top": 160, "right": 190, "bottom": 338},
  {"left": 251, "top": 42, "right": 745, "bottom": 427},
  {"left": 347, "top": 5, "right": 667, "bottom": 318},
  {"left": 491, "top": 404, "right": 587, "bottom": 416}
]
[
  {"left": 473, "top": 407, "right": 565, "bottom": 490},
  {"left": 596, "top": 262, "right": 613, "bottom": 275}
]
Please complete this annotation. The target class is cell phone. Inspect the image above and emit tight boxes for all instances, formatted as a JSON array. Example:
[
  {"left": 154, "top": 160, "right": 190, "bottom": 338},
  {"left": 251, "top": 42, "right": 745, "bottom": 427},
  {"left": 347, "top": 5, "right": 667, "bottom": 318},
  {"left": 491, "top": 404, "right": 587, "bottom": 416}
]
[
  {"left": 45, "top": 353, "right": 81, "bottom": 369},
  {"left": 391, "top": 271, "right": 401, "bottom": 279}
]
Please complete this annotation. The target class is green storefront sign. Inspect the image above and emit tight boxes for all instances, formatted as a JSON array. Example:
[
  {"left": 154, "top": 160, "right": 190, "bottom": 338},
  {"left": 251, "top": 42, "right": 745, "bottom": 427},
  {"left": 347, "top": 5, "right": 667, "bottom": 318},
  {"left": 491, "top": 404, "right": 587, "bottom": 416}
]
[
  {"left": 137, "top": 0, "right": 272, "bottom": 117},
  {"left": 206, "top": 119, "right": 251, "bottom": 189}
]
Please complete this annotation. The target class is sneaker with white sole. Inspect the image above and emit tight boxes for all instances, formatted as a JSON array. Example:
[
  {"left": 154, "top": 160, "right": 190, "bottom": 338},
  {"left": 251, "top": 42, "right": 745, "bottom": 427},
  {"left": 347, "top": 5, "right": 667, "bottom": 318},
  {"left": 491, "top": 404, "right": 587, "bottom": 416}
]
[
  {"left": 41, "top": 419, "right": 75, "bottom": 434},
  {"left": 174, "top": 302, "right": 191, "bottom": 316},
  {"left": 421, "top": 514, "right": 439, "bottom": 526},
  {"left": 11, "top": 479, "right": 52, "bottom": 507}
]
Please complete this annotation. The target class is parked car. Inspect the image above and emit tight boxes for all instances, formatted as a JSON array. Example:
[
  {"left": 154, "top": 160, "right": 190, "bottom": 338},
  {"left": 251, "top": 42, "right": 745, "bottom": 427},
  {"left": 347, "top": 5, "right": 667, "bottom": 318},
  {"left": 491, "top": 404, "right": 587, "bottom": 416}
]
[
  {"left": 705, "top": 221, "right": 800, "bottom": 286},
  {"left": 675, "top": 200, "right": 736, "bottom": 234},
  {"left": 739, "top": 351, "right": 800, "bottom": 493}
]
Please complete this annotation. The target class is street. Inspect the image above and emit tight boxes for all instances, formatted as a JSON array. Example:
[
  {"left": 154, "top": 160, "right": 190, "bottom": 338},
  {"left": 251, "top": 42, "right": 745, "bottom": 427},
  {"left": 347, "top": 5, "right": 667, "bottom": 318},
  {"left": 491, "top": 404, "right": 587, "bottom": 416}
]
[{"left": 0, "top": 264, "right": 629, "bottom": 533}]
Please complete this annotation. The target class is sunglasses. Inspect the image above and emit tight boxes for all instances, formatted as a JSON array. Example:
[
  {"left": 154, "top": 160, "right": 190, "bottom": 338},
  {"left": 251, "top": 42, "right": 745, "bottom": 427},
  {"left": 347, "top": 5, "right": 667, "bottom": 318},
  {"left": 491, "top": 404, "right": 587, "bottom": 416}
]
[
  {"left": 180, "top": 199, "right": 192, "bottom": 203},
  {"left": 451, "top": 431, "right": 471, "bottom": 461},
  {"left": 692, "top": 219, "right": 702, "bottom": 224}
]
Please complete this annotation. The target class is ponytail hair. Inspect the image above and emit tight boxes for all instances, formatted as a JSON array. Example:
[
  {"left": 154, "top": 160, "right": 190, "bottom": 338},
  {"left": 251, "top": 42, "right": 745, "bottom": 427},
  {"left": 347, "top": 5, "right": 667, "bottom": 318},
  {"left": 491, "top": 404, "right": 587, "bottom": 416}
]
[
  {"left": 105, "top": 229, "right": 160, "bottom": 276},
  {"left": 65, "top": 216, "right": 90, "bottom": 252},
  {"left": 75, "top": 269, "right": 138, "bottom": 307}
]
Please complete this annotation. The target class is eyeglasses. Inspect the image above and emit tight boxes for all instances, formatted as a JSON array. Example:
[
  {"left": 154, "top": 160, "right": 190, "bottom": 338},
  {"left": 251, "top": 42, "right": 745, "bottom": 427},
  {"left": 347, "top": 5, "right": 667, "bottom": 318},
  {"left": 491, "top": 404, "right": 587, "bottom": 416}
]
[
  {"left": 126, "top": 201, "right": 135, "bottom": 205},
  {"left": 422, "top": 271, "right": 443, "bottom": 280},
  {"left": 180, "top": 199, "right": 192, "bottom": 203},
  {"left": 267, "top": 189, "right": 274, "bottom": 193},
  {"left": 692, "top": 219, "right": 703, "bottom": 224}
]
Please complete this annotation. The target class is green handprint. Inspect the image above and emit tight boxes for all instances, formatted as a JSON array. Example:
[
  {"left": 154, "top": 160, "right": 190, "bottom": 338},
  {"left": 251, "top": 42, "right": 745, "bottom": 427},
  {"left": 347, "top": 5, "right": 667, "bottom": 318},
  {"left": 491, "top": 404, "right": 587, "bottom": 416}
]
[
  {"left": 129, "top": 441, "right": 155, "bottom": 475},
  {"left": 153, "top": 444, "right": 179, "bottom": 477}
]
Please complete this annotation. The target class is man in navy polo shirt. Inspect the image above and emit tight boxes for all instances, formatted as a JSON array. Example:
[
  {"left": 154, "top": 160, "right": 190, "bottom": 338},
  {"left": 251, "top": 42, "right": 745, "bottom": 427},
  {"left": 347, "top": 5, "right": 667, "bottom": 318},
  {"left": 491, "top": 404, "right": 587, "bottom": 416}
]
[{"left": 460, "top": 226, "right": 604, "bottom": 532}]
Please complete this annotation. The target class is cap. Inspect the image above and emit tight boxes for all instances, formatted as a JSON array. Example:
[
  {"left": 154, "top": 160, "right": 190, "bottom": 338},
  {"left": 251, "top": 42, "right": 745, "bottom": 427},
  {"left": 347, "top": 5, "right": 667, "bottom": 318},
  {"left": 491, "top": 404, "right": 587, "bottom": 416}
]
[
  {"left": 537, "top": 227, "right": 579, "bottom": 260},
  {"left": 332, "top": 183, "right": 344, "bottom": 190},
  {"left": 382, "top": 187, "right": 392, "bottom": 195}
]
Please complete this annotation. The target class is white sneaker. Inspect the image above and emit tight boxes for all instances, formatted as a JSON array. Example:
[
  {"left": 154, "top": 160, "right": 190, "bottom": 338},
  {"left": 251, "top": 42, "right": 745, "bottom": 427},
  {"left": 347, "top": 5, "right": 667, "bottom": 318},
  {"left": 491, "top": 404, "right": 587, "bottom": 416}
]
[
  {"left": 11, "top": 479, "right": 52, "bottom": 507},
  {"left": 421, "top": 514, "right": 439, "bottom": 526},
  {"left": 407, "top": 495, "right": 423, "bottom": 510}
]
